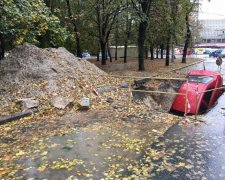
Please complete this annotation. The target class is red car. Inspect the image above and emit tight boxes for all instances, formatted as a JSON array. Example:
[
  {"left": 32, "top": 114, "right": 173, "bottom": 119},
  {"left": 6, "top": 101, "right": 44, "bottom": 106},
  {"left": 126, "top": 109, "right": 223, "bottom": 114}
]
[
  {"left": 171, "top": 70, "right": 223, "bottom": 115},
  {"left": 182, "top": 50, "right": 193, "bottom": 55}
]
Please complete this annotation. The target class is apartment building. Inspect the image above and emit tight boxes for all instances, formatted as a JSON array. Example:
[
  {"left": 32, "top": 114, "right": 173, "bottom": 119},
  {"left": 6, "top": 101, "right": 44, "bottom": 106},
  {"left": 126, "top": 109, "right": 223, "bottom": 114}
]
[{"left": 200, "top": 19, "right": 225, "bottom": 43}]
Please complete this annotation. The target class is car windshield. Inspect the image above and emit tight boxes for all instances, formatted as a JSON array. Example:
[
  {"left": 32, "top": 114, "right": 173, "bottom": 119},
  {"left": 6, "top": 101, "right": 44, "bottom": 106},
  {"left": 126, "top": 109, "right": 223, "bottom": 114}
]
[{"left": 188, "top": 75, "right": 214, "bottom": 84}]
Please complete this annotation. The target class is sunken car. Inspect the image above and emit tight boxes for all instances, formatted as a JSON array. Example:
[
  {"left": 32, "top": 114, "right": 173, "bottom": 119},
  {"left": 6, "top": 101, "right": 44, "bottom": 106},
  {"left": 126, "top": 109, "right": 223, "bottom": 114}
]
[{"left": 170, "top": 70, "right": 223, "bottom": 115}]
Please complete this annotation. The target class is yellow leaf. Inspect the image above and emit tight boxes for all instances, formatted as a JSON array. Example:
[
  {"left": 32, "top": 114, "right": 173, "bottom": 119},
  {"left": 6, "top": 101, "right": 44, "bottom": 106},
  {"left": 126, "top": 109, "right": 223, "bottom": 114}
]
[
  {"left": 16, "top": 150, "right": 26, "bottom": 156},
  {"left": 41, "top": 151, "right": 48, "bottom": 156},
  {"left": 177, "top": 162, "right": 185, "bottom": 167},
  {"left": 0, "top": 168, "right": 8, "bottom": 176},
  {"left": 38, "top": 164, "right": 47, "bottom": 172},
  {"left": 49, "top": 143, "right": 60, "bottom": 148},
  {"left": 5, "top": 127, "right": 11, "bottom": 131}
]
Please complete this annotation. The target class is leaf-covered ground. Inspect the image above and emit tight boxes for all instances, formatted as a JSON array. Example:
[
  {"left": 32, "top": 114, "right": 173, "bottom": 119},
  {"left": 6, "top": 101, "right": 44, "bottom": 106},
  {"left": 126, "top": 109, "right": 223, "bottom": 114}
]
[
  {"left": 0, "top": 44, "right": 205, "bottom": 179},
  {"left": 0, "top": 107, "right": 180, "bottom": 179}
]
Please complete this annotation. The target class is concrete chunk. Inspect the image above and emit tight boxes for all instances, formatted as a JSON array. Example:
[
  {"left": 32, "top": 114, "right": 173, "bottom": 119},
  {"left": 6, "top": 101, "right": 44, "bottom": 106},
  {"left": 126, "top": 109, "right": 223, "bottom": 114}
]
[{"left": 51, "top": 96, "right": 73, "bottom": 109}]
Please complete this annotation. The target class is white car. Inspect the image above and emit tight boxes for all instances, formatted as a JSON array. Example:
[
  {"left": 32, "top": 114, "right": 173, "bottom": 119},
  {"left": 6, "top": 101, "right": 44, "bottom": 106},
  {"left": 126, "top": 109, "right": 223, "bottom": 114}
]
[{"left": 82, "top": 52, "right": 91, "bottom": 58}]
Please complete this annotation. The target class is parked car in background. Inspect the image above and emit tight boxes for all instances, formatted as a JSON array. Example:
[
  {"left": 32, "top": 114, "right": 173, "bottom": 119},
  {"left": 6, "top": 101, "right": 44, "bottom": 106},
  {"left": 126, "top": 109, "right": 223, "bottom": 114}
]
[
  {"left": 219, "top": 49, "right": 225, "bottom": 58},
  {"left": 203, "top": 50, "right": 211, "bottom": 54},
  {"left": 209, "top": 49, "right": 222, "bottom": 58},
  {"left": 183, "top": 50, "right": 193, "bottom": 55},
  {"left": 81, "top": 52, "right": 91, "bottom": 58},
  {"left": 170, "top": 70, "right": 223, "bottom": 115},
  {"left": 186, "top": 51, "right": 193, "bottom": 55}
]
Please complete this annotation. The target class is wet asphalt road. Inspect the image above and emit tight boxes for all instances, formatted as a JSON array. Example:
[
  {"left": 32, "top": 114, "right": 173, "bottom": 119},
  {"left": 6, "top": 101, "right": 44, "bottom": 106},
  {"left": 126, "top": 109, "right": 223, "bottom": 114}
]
[{"left": 149, "top": 57, "right": 225, "bottom": 179}]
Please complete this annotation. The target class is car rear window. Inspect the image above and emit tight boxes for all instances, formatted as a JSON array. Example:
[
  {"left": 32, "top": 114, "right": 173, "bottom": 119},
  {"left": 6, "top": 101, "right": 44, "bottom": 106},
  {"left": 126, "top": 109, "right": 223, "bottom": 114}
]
[{"left": 188, "top": 75, "right": 214, "bottom": 84}]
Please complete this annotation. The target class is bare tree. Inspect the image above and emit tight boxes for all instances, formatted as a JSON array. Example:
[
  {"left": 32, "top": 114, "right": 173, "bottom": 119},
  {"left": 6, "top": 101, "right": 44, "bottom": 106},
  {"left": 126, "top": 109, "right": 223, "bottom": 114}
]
[{"left": 65, "top": 0, "right": 82, "bottom": 57}]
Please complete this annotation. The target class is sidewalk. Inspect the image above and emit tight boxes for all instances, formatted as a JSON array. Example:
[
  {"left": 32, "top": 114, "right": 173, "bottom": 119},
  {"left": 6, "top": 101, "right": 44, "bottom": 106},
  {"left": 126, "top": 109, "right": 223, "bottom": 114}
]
[{"left": 145, "top": 93, "right": 225, "bottom": 179}]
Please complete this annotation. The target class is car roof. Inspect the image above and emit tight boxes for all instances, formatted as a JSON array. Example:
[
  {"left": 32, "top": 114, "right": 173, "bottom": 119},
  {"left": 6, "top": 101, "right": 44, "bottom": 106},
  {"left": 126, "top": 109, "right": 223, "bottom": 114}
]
[{"left": 188, "top": 70, "right": 220, "bottom": 77}]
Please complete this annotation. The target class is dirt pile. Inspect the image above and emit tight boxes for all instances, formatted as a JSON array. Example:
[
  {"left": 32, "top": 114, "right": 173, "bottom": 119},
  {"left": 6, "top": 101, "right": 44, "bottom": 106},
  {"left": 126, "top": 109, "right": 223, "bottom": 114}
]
[
  {"left": 0, "top": 43, "right": 105, "bottom": 85},
  {"left": 0, "top": 43, "right": 119, "bottom": 116}
]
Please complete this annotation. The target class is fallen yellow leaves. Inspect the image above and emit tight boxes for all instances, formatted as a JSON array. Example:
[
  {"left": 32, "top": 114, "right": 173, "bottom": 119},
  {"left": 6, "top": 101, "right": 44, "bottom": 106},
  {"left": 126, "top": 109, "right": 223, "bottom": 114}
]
[
  {"left": 16, "top": 150, "right": 26, "bottom": 157},
  {"left": 48, "top": 143, "right": 60, "bottom": 148},
  {"left": 40, "top": 151, "right": 48, "bottom": 156},
  {"left": 51, "top": 158, "right": 84, "bottom": 171},
  {"left": 38, "top": 164, "right": 48, "bottom": 172},
  {"left": 177, "top": 162, "right": 186, "bottom": 167},
  {"left": 101, "top": 130, "right": 146, "bottom": 154},
  {"left": 0, "top": 168, "right": 8, "bottom": 176},
  {"left": 0, "top": 164, "right": 21, "bottom": 177}
]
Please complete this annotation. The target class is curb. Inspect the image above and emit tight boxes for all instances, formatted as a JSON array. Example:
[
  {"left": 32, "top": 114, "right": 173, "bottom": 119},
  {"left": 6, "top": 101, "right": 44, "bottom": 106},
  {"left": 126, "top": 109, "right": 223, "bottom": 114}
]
[{"left": 170, "top": 60, "right": 204, "bottom": 72}]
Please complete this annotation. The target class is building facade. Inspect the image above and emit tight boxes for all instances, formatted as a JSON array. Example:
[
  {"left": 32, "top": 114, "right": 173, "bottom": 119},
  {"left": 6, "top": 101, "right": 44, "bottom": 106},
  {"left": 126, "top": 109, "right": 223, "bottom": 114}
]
[{"left": 200, "top": 19, "right": 225, "bottom": 43}]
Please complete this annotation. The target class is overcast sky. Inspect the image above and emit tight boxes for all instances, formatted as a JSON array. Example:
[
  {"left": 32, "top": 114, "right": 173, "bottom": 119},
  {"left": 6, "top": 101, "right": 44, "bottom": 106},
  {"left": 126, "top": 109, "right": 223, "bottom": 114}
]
[{"left": 199, "top": 0, "right": 225, "bottom": 19}]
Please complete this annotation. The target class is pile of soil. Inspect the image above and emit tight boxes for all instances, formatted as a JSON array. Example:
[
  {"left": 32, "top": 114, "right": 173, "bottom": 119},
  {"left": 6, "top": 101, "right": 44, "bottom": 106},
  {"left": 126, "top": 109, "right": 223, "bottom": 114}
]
[
  {"left": 0, "top": 43, "right": 104, "bottom": 83},
  {"left": 0, "top": 43, "right": 113, "bottom": 116}
]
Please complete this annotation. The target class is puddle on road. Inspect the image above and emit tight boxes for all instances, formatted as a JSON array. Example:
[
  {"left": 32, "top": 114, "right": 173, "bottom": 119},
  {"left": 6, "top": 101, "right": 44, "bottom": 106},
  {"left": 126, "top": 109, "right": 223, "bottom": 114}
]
[{"left": 17, "top": 117, "right": 176, "bottom": 179}]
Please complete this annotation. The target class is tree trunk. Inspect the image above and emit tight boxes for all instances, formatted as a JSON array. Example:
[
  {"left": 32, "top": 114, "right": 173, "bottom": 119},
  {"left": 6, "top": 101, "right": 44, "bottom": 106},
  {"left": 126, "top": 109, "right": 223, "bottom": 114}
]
[
  {"left": 101, "top": 42, "right": 107, "bottom": 65},
  {"left": 37, "top": 33, "right": 50, "bottom": 48},
  {"left": 115, "top": 21, "right": 119, "bottom": 61},
  {"left": 65, "top": 0, "right": 82, "bottom": 58},
  {"left": 97, "top": 51, "right": 100, "bottom": 61},
  {"left": 165, "top": 38, "right": 170, "bottom": 66},
  {"left": 150, "top": 47, "right": 154, "bottom": 60},
  {"left": 145, "top": 46, "right": 148, "bottom": 59},
  {"left": 171, "top": 1, "right": 178, "bottom": 63},
  {"left": 115, "top": 44, "right": 118, "bottom": 60},
  {"left": 182, "top": 14, "right": 191, "bottom": 63},
  {"left": 124, "top": 40, "right": 128, "bottom": 63},
  {"left": 138, "top": 21, "right": 148, "bottom": 71},
  {"left": 44, "top": 0, "right": 51, "bottom": 8},
  {"left": 171, "top": 42, "right": 175, "bottom": 62},
  {"left": 160, "top": 44, "right": 164, "bottom": 59},
  {"left": 44, "top": 0, "right": 53, "bottom": 12},
  {"left": 75, "top": 33, "right": 82, "bottom": 58},
  {"left": 107, "top": 43, "right": 112, "bottom": 62},
  {"left": 156, "top": 48, "right": 159, "bottom": 59},
  {"left": 0, "top": 32, "right": 5, "bottom": 60}
]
